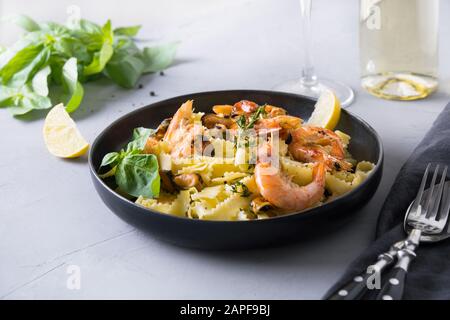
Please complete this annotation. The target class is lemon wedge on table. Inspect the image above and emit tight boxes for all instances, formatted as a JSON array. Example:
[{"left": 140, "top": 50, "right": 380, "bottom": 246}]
[
  {"left": 43, "top": 104, "right": 89, "bottom": 158},
  {"left": 307, "top": 90, "right": 341, "bottom": 130}
]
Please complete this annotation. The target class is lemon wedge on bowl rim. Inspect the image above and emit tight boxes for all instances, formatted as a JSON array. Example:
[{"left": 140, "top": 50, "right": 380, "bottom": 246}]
[
  {"left": 307, "top": 89, "right": 341, "bottom": 130},
  {"left": 43, "top": 104, "right": 89, "bottom": 158}
]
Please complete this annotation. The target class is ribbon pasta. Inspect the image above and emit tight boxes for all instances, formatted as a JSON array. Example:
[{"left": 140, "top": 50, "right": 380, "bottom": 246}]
[{"left": 134, "top": 108, "right": 375, "bottom": 220}]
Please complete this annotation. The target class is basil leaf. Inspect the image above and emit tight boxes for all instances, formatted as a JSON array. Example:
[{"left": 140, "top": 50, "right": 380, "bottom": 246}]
[
  {"left": 21, "top": 86, "right": 52, "bottom": 110},
  {"left": 0, "top": 85, "right": 16, "bottom": 107},
  {"left": 83, "top": 42, "right": 113, "bottom": 76},
  {"left": 72, "top": 19, "right": 103, "bottom": 50},
  {"left": 98, "top": 166, "right": 116, "bottom": 179},
  {"left": 115, "top": 153, "right": 160, "bottom": 198},
  {"left": 0, "top": 44, "right": 49, "bottom": 85},
  {"left": 31, "top": 65, "right": 51, "bottom": 96},
  {"left": 141, "top": 42, "right": 178, "bottom": 73},
  {"left": 8, "top": 105, "right": 33, "bottom": 116},
  {"left": 113, "top": 35, "right": 141, "bottom": 54},
  {"left": 0, "top": 39, "right": 34, "bottom": 71},
  {"left": 76, "top": 19, "right": 102, "bottom": 34},
  {"left": 39, "top": 22, "right": 70, "bottom": 36},
  {"left": 0, "top": 17, "right": 177, "bottom": 119},
  {"left": 53, "top": 37, "right": 90, "bottom": 64},
  {"left": 126, "top": 127, "right": 155, "bottom": 152},
  {"left": 62, "top": 57, "right": 84, "bottom": 113},
  {"left": 114, "top": 25, "right": 141, "bottom": 37},
  {"left": 9, "top": 47, "right": 50, "bottom": 88},
  {"left": 104, "top": 53, "right": 145, "bottom": 88},
  {"left": 1, "top": 14, "right": 40, "bottom": 32},
  {"left": 101, "top": 20, "right": 114, "bottom": 44},
  {"left": 100, "top": 152, "right": 119, "bottom": 168},
  {"left": 83, "top": 20, "right": 114, "bottom": 76},
  {"left": 103, "top": 36, "right": 145, "bottom": 88},
  {"left": 1, "top": 84, "right": 51, "bottom": 115}
]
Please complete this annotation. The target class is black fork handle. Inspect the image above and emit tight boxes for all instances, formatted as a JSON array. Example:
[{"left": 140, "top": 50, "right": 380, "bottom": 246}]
[
  {"left": 328, "top": 252, "right": 397, "bottom": 300},
  {"left": 376, "top": 248, "right": 416, "bottom": 300}
]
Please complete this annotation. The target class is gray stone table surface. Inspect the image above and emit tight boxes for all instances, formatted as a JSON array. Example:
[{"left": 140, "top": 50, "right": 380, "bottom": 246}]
[{"left": 1, "top": 0, "right": 449, "bottom": 299}]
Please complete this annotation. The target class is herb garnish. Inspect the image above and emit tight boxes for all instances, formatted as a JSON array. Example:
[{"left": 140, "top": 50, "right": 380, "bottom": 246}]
[
  {"left": 229, "top": 181, "right": 251, "bottom": 197},
  {"left": 236, "top": 105, "right": 266, "bottom": 130},
  {"left": 235, "top": 105, "right": 266, "bottom": 149},
  {"left": 99, "top": 127, "right": 160, "bottom": 198},
  {"left": 0, "top": 15, "right": 177, "bottom": 116}
]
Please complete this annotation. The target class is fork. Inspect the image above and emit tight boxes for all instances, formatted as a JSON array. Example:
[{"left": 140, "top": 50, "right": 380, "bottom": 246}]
[
  {"left": 329, "top": 163, "right": 450, "bottom": 300},
  {"left": 376, "top": 164, "right": 449, "bottom": 300}
]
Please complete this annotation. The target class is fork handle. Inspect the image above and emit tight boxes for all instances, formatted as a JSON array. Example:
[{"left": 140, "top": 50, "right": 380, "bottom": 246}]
[
  {"left": 376, "top": 248, "right": 416, "bottom": 300},
  {"left": 328, "top": 252, "right": 396, "bottom": 300},
  {"left": 328, "top": 272, "right": 373, "bottom": 300}
]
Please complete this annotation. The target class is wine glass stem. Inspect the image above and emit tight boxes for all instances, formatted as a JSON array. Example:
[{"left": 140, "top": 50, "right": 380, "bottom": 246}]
[{"left": 300, "top": 0, "right": 318, "bottom": 87}]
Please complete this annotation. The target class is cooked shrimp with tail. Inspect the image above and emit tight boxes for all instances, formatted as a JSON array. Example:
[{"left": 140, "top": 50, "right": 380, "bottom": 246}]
[
  {"left": 255, "top": 144, "right": 326, "bottom": 211},
  {"left": 162, "top": 100, "right": 202, "bottom": 158},
  {"left": 288, "top": 126, "right": 352, "bottom": 171},
  {"left": 95, "top": 98, "right": 375, "bottom": 220}
]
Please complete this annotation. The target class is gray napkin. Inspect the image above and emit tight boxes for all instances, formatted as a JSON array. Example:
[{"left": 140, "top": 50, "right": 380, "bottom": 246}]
[{"left": 324, "top": 103, "right": 450, "bottom": 300}]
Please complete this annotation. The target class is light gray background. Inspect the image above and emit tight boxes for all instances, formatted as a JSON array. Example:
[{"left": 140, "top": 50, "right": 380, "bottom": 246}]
[{"left": 1, "top": 0, "right": 449, "bottom": 299}]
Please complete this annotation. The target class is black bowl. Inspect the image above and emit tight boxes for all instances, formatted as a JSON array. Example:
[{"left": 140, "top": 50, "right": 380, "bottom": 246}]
[{"left": 89, "top": 90, "right": 383, "bottom": 249}]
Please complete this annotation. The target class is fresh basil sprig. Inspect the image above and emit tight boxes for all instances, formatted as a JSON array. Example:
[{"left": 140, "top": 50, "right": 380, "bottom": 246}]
[
  {"left": 99, "top": 127, "right": 160, "bottom": 198},
  {"left": 115, "top": 153, "right": 160, "bottom": 198},
  {"left": 0, "top": 15, "right": 178, "bottom": 116}
]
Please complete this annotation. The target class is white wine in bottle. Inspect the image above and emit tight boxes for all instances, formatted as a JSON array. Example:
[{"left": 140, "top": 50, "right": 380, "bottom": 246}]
[{"left": 360, "top": 0, "right": 439, "bottom": 100}]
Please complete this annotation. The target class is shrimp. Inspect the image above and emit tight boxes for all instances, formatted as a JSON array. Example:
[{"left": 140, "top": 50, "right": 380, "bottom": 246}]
[
  {"left": 232, "top": 101, "right": 288, "bottom": 117},
  {"left": 143, "top": 136, "right": 160, "bottom": 154},
  {"left": 288, "top": 126, "right": 352, "bottom": 171},
  {"left": 254, "top": 160, "right": 326, "bottom": 212},
  {"left": 255, "top": 115, "right": 302, "bottom": 130},
  {"left": 212, "top": 104, "right": 233, "bottom": 116},
  {"left": 254, "top": 115, "right": 302, "bottom": 139},
  {"left": 268, "top": 105, "right": 286, "bottom": 116},
  {"left": 164, "top": 100, "right": 193, "bottom": 143},
  {"left": 143, "top": 118, "right": 172, "bottom": 154},
  {"left": 233, "top": 100, "right": 259, "bottom": 115},
  {"left": 162, "top": 100, "right": 200, "bottom": 158},
  {"left": 170, "top": 130, "right": 195, "bottom": 158}
]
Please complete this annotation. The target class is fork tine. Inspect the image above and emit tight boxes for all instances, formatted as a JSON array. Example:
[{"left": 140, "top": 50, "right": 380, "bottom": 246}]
[
  {"left": 423, "top": 164, "right": 440, "bottom": 217},
  {"left": 428, "top": 165, "right": 448, "bottom": 220},
  {"left": 440, "top": 182, "right": 450, "bottom": 230},
  {"left": 411, "top": 163, "right": 431, "bottom": 215},
  {"left": 446, "top": 185, "right": 450, "bottom": 233}
]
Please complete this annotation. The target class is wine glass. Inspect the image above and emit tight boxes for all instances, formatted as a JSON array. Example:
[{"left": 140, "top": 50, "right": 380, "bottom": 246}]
[{"left": 274, "top": 0, "right": 354, "bottom": 107}]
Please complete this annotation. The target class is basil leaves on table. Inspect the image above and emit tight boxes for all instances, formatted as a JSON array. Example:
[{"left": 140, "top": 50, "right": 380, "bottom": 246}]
[
  {"left": 0, "top": 15, "right": 178, "bottom": 116},
  {"left": 99, "top": 127, "right": 160, "bottom": 198}
]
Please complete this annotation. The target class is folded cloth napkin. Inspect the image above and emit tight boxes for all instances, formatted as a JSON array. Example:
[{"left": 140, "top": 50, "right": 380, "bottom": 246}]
[{"left": 324, "top": 103, "right": 450, "bottom": 300}]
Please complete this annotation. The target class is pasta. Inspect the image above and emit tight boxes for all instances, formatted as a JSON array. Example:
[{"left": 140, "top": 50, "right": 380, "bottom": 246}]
[{"left": 102, "top": 99, "right": 375, "bottom": 221}]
